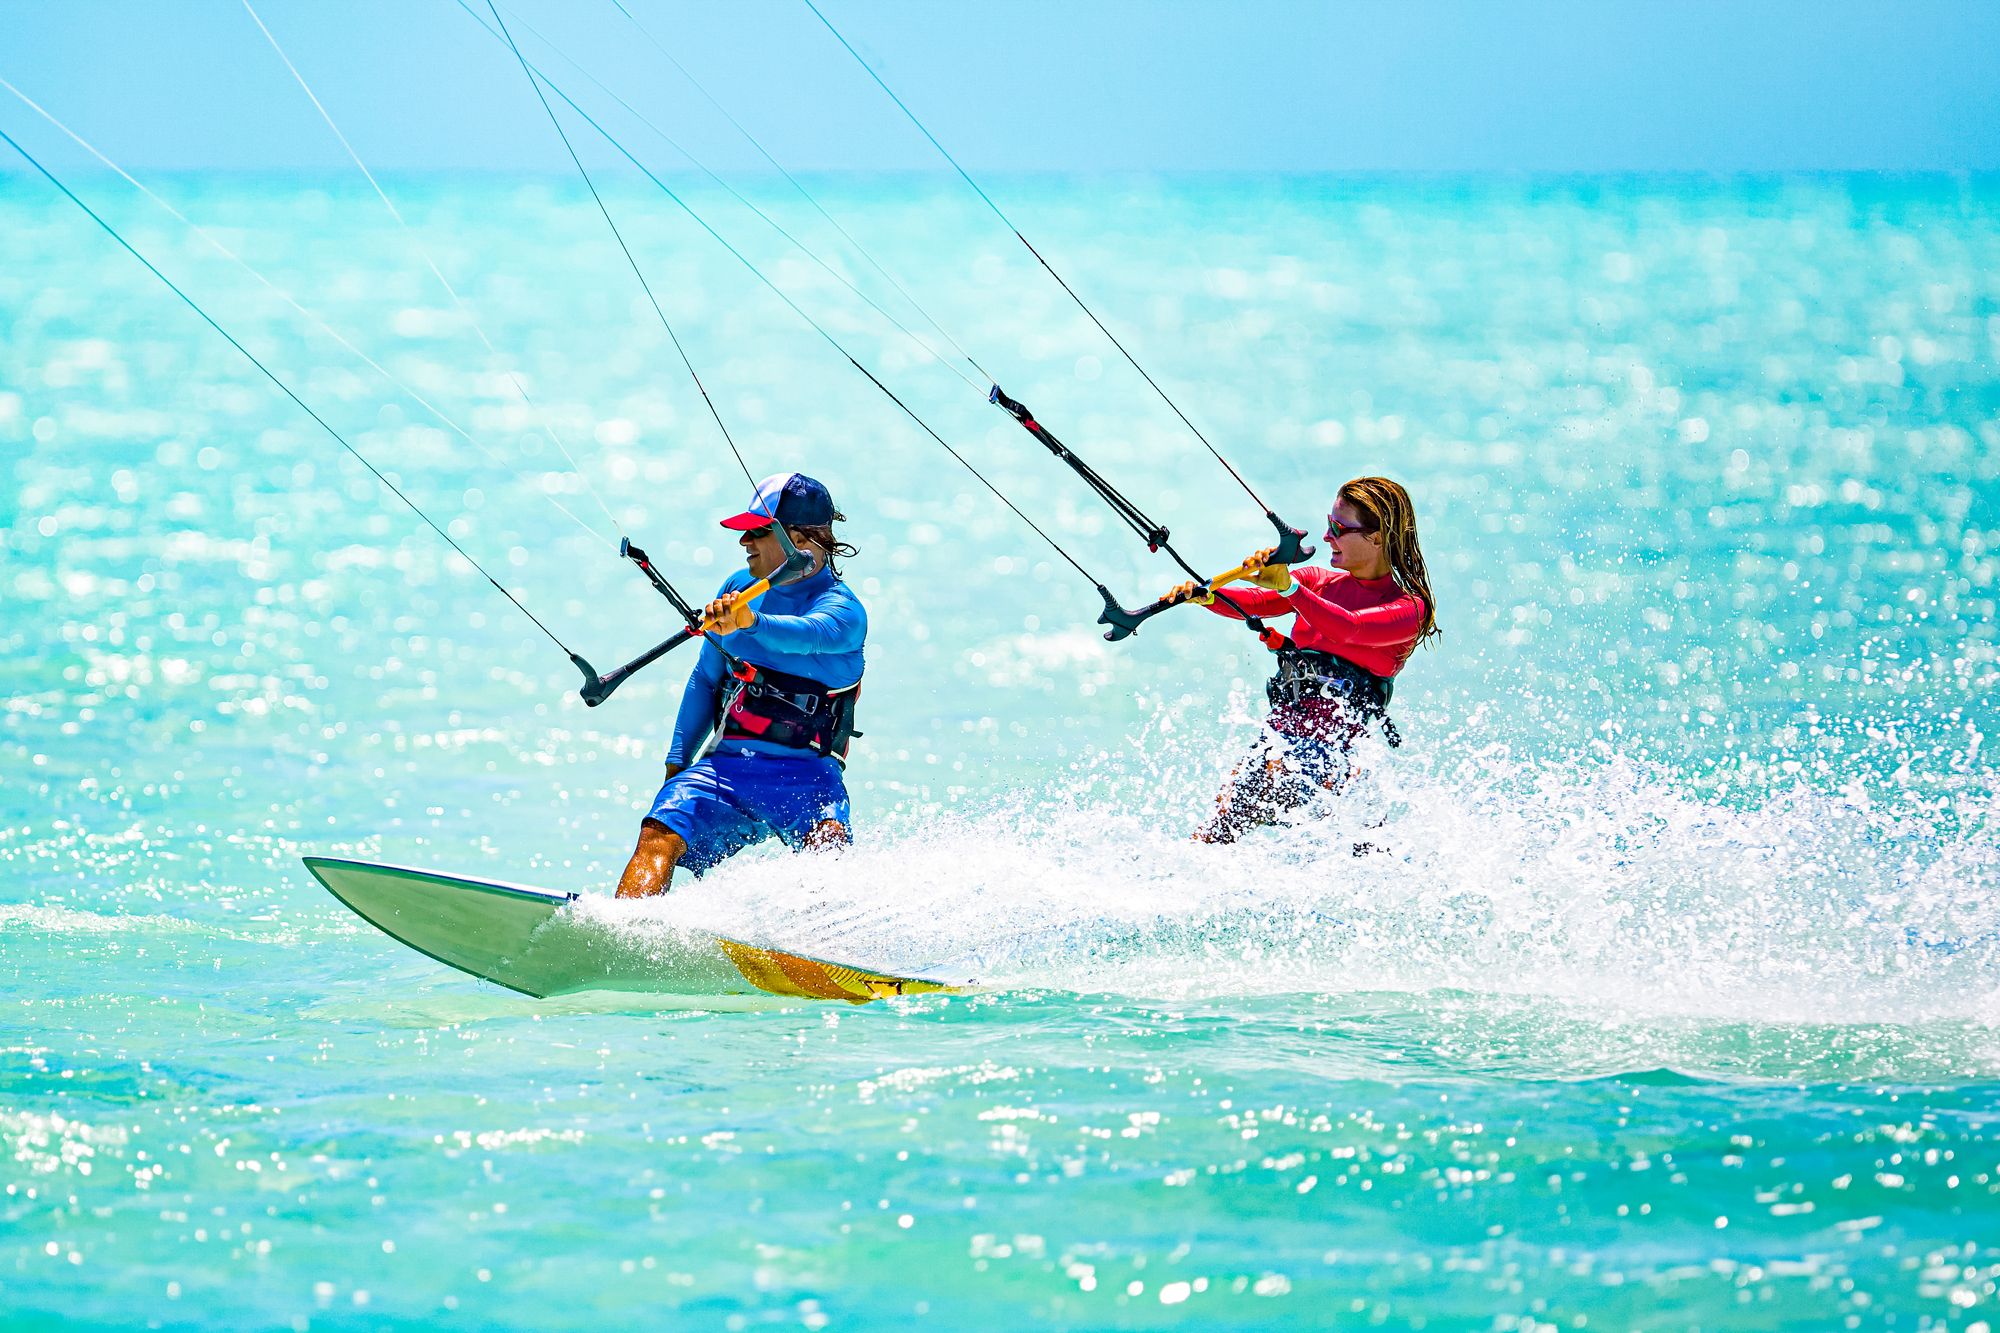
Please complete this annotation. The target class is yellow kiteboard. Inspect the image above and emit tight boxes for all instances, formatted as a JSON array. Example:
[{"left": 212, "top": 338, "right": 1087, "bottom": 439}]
[{"left": 303, "top": 856, "right": 969, "bottom": 1006}]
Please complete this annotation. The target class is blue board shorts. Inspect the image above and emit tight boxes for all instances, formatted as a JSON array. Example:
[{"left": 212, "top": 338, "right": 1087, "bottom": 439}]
[{"left": 644, "top": 752, "right": 851, "bottom": 877}]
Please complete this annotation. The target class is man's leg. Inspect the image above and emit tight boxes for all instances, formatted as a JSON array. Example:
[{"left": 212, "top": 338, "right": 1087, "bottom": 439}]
[
  {"left": 762, "top": 754, "right": 853, "bottom": 859},
  {"left": 616, "top": 818, "right": 688, "bottom": 898},
  {"left": 802, "top": 818, "right": 848, "bottom": 851}
]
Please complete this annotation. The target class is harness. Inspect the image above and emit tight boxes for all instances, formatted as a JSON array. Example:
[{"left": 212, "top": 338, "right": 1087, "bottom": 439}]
[
  {"left": 718, "top": 659, "right": 863, "bottom": 762},
  {"left": 1265, "top": 641, "right": 1401, "bottom": 748}
]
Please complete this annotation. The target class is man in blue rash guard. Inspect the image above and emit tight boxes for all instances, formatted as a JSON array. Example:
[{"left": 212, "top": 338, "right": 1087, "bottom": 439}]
[{"left": 615, "top": 472, "right": 866, "bottom": 897}]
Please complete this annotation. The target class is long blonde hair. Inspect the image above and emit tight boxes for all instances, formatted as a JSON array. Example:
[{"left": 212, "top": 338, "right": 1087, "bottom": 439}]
[{"left": 1339, "top": 476, "right": 1439, "bottom": 650}]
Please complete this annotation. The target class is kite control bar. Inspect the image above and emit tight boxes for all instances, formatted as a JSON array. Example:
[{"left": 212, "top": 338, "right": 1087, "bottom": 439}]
[
  {"left": 571, "top": 625, "right": 702, "bottom": 708},
  {"left": 1096, "top": 510, "right": 1314, "bottom": 642},
  {"left": 570, "top": 539, "right": 702, "bottom": 707},
  {"left": 620, "top": 538, "right": 704, "bottom": 625},
  {"left": 989, "top": 384, "right": 1172, "bottom": 552},
  {"left": 572, "top": 529, "right": 816, "bottom": 708},
  {"left": 986, "top": 386, "right": 1311, "bottom": 642}
]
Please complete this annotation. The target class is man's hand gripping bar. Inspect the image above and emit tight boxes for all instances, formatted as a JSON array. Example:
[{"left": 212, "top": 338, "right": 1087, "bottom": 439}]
[{"left": 571, "top": 527, "right": 815, "bottom": 708}]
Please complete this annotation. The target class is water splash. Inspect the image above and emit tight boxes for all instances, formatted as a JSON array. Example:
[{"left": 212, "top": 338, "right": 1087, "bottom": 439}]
[{"left": 617, "top": 716, "right": 2000, "bottom": 1026}]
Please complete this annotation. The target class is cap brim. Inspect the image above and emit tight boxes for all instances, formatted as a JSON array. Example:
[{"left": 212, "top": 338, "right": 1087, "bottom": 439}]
[{"left": 719, "top": 511, "right": 779, "bottom": 531}]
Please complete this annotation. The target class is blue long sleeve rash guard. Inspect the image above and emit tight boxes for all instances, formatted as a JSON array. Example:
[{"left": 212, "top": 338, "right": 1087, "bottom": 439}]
[{"left": 665, "top": 564, "right": 867, "bottom": 766}]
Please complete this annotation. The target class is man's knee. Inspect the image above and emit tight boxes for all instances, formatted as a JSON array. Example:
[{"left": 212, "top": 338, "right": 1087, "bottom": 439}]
[
  {"left": 802, "top": 818, "right": 848, "bottom": 852},
  {"left": 618, "top": 819, "right": 688, "bottom": 898},
  {"left": 638, "top": 818, "right": 685, "bottom": 855}
]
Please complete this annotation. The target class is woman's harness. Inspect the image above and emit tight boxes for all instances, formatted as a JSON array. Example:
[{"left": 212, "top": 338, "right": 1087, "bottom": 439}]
[{"left": 1266, "top": 641, "right": 1400, "bottom": 747}]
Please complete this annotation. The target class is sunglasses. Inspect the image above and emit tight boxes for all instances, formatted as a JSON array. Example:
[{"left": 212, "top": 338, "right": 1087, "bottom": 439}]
[
  {"left": 1326, "top": 517, "right": 1376, "bottom": 540},
  {"left": 741, "top": 524, "right": 776, "bottom": 540}
]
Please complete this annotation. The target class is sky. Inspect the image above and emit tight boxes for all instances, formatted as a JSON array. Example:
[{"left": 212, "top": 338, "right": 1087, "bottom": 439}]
[{"left": 2, "top": 0, "right": 1998, "bottom": 176}]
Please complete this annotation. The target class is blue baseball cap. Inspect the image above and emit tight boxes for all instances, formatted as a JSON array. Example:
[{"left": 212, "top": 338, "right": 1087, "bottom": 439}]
[{"left": 719, "top": 471, "right": 837, "bottom": 530}]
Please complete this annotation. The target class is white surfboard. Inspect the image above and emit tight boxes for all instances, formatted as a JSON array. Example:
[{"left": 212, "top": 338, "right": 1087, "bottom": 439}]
[{"left": 303, "top": 856, "right": 969, "bottom": 1005}]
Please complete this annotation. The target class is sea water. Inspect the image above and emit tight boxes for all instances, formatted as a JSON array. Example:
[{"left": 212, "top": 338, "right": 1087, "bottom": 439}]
[{"left": 3, "top": 173, "right": 1998, "bottom": 1328}]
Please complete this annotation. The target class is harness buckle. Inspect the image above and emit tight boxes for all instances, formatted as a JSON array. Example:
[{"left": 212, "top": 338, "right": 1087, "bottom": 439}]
[{"left": 729, "top": 660, "right": 759, "bottom": 685}]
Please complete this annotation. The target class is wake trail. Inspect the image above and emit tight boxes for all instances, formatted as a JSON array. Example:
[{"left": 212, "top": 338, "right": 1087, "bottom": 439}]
[{"left": 602, "top": 733, "right": 2000, "bottom": 1026}]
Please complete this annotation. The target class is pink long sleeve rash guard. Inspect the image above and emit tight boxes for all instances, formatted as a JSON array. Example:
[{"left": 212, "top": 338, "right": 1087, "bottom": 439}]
[{"left": 1208, "top": 566, "right": 1424, "bottom": 678}]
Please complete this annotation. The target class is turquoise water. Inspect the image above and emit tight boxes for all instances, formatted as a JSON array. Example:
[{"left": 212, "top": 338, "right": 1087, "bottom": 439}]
[{"left": 4, "top": 172, "right": 1999, "bottom": 1328}]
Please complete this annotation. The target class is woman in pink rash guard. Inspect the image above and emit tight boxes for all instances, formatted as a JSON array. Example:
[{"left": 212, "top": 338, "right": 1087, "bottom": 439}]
[{"left": 1167, "top": 475, "right": 1441, "bottom": 843}]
